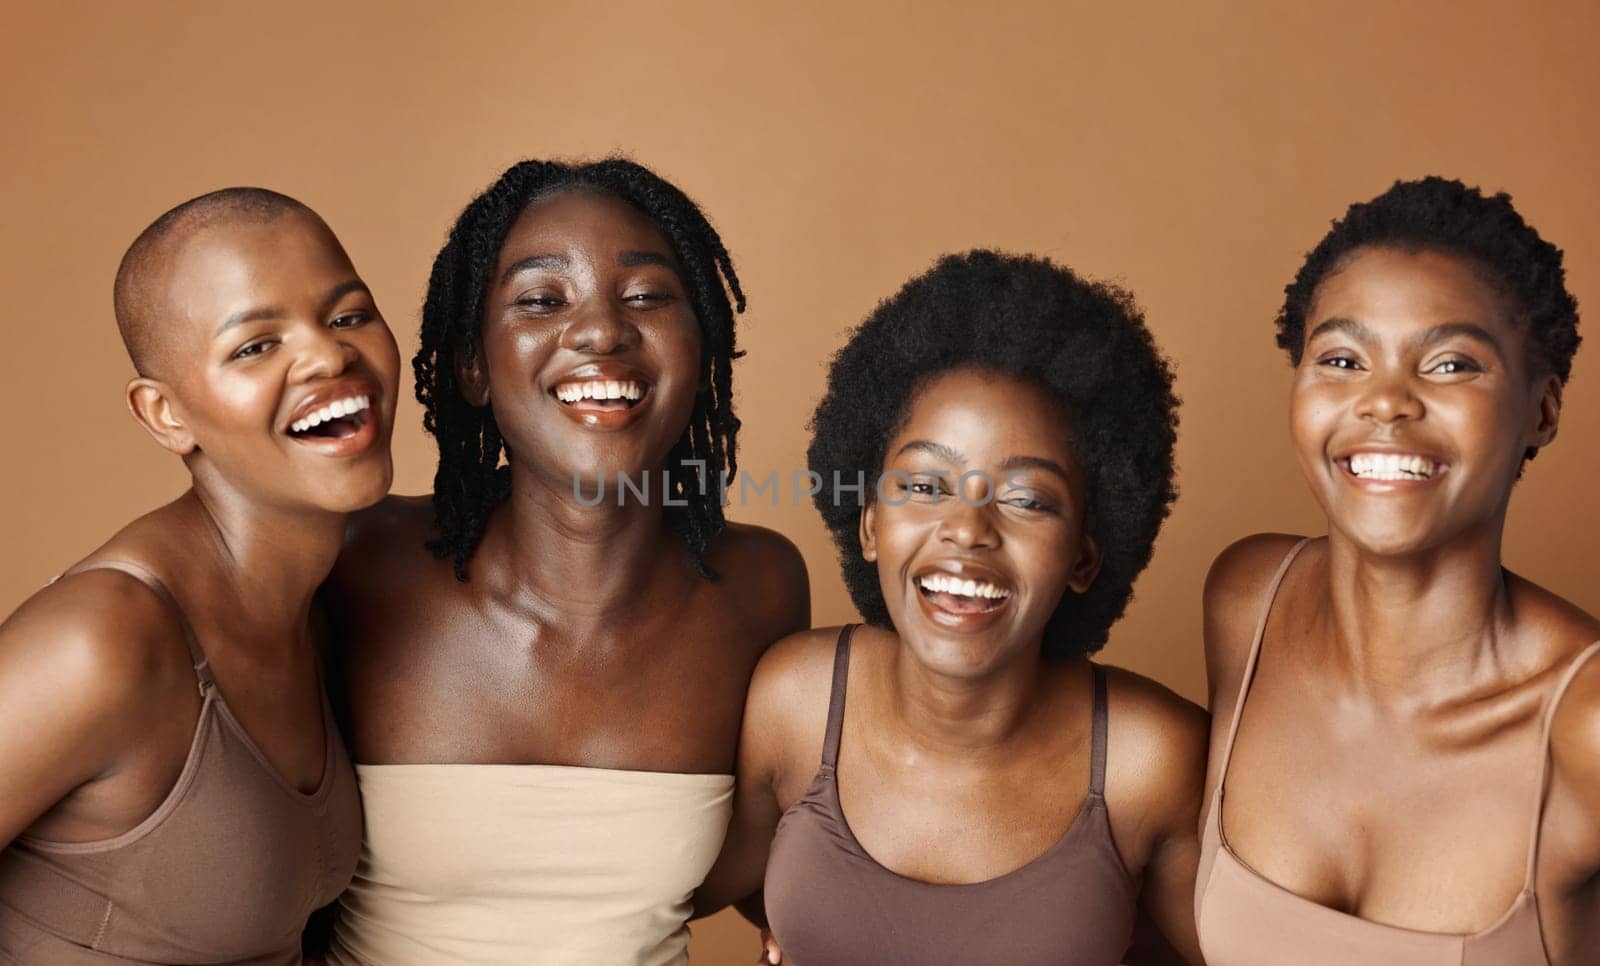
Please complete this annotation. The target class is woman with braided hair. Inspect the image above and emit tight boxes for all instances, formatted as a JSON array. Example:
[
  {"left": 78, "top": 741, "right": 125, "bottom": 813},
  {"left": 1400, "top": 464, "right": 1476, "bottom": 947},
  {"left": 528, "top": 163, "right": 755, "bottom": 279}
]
[{"left": 320, "top": 159, "right": 809, "bottom": 965}]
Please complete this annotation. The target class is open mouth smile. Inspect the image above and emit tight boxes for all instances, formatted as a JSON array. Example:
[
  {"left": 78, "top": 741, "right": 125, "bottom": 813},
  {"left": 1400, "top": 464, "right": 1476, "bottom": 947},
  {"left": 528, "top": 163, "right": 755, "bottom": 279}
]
[
  {"left": 549, "top": 371, "right": 653, "bottom": 429},
  {"left": 284, "top": 387, "right": 382, "bottom": 457},
  {"left": 1337, "top": 451, "right": 1446, "bottom": 483},
  {"left": 912, "top": 569, "right": 1014, "bottom": 631}
]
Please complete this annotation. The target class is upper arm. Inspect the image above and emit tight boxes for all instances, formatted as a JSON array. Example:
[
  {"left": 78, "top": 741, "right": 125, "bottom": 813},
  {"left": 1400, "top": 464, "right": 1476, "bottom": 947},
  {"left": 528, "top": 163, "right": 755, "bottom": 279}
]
[
  {"left": 1546, "top": 652, "right": 1600, "bottom": 886},
  {"left": 1102, "top": 668, "right": 1210, "bottom": 965},
  {"left": 693, "top": 627, "right": 836, "bottom": 917},
  {"left": 0, "top": 578, "right": 167, "bottom": 848}
]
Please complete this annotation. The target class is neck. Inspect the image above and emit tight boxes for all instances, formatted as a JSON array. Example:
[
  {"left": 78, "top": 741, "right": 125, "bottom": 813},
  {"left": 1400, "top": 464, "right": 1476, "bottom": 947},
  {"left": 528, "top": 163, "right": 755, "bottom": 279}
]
[
  {"left": 181, "top": 477, "right": 346, "bottom": 640},
  {"left": 1321, "top": 519, "right": 1512, "bottom": 704},
  {"left": 479, "top": 460, "right": 682, "bottom": 620},
  {"left": 886, "top": 636, "right": 1062, "bottom": 758}
]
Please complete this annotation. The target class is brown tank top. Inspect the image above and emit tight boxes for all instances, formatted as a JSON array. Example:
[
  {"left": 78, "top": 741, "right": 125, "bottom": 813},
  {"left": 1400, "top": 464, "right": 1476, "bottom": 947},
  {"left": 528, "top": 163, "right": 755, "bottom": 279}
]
[
  {"left": 1196, "top": 537, "right": 1600, "bottom": 966},
  {"left": 763, "top": 625, "right": 1137, "bottom": 966},
  {"left": 0, "top": 560, "right": 363, "bottom": 965}
]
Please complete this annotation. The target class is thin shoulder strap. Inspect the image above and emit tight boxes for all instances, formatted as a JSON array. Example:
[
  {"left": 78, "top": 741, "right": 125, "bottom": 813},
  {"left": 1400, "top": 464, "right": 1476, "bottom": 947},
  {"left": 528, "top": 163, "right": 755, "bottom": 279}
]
[
  {"left": 1213, "top": 537, "right": 1313, "bottom": 785},
  {"left": 1089, "top": 664, "right": 1108, "bottom": 798},
  {"left": 820, "top": 624, "right": 857, "bottom": 770},
  {"left": 1523, "top": 638, "right": 1600, "bottom": 886},
  {"left": 58, "top": 559, "right": 214, "bottom": 694}
]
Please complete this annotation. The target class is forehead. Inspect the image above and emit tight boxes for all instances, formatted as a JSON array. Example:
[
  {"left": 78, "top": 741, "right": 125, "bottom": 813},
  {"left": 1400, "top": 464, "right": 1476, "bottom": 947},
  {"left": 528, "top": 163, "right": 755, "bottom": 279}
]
[
  {"left": 892, "top": 367, "right": 1075, "bottom": 462},
  {"left": 496, "top": 189, "right": 676, "bottom": 270},
  {"left": 1308, "top": 246, "right": 1518, "bottom": 335},
  {"left": 162, "top": 213, "right": 354, "bottom": 327}
]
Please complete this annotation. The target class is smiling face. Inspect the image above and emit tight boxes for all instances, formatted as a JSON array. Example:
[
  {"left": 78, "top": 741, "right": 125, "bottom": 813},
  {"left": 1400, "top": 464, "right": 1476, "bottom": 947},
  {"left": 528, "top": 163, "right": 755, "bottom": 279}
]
[
  {"left": 1289, "top": 245, "right": 1560, "bottom": 556},
  {"left": 861, "top": 367, "right": 1101, "bottom": 677},
  {"left": 462, "top": 189, "right": 703, "bottom": 494},
  {"left": 135, "top": 211, "right": 400, "bottom": 515}
]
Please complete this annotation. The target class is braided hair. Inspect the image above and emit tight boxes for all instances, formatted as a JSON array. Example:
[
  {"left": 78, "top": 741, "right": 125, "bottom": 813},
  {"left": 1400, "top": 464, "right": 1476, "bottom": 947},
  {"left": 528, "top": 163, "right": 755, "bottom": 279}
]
[{"left": 414, "top": 158, "right": 746, "bottom": 580}]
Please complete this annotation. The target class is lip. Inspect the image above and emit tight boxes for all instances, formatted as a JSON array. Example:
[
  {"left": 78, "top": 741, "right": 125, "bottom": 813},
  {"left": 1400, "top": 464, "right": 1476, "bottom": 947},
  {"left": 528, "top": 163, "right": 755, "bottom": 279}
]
[
  {"left": 1331, "top": 444, "right": 1450, "bottom": 492},
  {"left": 910, "top": 559, "right": 1014, "bottom": 633},
  {"left": 547, "top": 362, "right": 655, "bottom": 431},
  {"left": 280, "top": 376, "right": 384, "bottom": 459}
]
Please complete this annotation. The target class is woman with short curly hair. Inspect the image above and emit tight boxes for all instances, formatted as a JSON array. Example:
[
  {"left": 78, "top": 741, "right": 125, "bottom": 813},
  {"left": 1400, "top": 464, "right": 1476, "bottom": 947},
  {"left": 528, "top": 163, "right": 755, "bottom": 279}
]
[
  {"left": 698, "top": 250, "right": 1207, "bottom": 965},
  {"left": 1195, "top": 177, "right": 1600, "bottom": 965}
]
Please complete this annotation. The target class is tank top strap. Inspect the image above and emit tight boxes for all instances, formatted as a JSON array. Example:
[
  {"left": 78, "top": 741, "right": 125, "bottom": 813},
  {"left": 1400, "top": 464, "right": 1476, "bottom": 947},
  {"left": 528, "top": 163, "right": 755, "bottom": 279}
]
[
  {"left": 58, "top": 559, "right": 215, "bottom": 694},
  {"left": 1088, "top": 664, "right": 1108, "bottom": 798},
  {"left": 1214, "top": 537, "right": 1313, "bottom": 786},
  {"left": 1522, "top": 637, "right": 1600, "bottom": 887},
  {"left": 820, "top": 624, "right": 857, "bottom": 770}
]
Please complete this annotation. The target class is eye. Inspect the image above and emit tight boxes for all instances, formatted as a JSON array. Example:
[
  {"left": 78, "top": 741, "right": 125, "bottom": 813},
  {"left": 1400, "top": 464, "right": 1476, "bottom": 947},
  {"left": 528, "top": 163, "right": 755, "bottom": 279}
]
[
  {"left": 1001, "top": 494, "right": 1058, "bottom": 513},
  {"left": 1426, "top": 357, "right": 1482, "bottom": 375},
  {"left": 330, "top": 311, "right": 369, "bottom": 329},
  {"left": 229, "top": 339, "right": 275, "bottom": 361},
  {"left": 1316, "top": 354, "right": 1362, "bottom": 371},
  {"left": 623, "top": 289, "right": 675, "bottom": 307},
  {"left": 513, "top": 293, "right": 566, "bottom": 311}
]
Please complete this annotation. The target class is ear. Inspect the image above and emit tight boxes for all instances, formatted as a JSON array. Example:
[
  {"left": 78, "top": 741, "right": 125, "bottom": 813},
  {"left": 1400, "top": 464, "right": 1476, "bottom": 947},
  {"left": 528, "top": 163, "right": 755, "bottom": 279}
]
[
  {"left": 859, "top": 501, "right": 879, "bottom": 563},
  {"left": 456, "top": 340, "right": 491, "bottom": 408},
  {"left": 1527, "top": 373, "right": 1562, "bottom": 450},
  {"left": 127, "top": 377, "right": 197, "bottom": 456},
  {"left": 1066, "top": 530, "right": 1102, "bottom": 594}
]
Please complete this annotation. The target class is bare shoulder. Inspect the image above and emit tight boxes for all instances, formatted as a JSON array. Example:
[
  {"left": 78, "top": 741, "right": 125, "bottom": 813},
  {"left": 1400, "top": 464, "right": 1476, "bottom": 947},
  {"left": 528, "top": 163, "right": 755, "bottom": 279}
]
[
  {"left": 706, "top": 521, "right": 811, "bottom": 642},
  {"left": 0, "top": 570, "right": 191, "bottom": 766},
  {"left": 1204, "top": 532, "right": 1311, "bottom": 703},
  {"left": 1100, "top": 664, "right": 1209, "bottom": 798},
  {"left": 743, "top": 625, "right": 850, "bottom": 798},
  {"left": 1549, "top": 642, "right": 1600, "bottom": 812}
]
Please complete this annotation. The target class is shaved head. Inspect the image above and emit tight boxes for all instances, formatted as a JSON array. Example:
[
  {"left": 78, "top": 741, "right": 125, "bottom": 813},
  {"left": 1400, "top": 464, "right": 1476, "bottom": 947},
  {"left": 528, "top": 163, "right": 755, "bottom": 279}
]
[{"left": 113, "top": 187, "right": 329, "bottom": 376}]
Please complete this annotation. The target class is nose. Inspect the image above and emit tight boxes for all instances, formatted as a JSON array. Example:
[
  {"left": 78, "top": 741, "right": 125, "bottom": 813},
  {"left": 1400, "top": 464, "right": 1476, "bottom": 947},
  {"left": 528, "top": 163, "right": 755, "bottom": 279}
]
[
  {"left": 559, "top": 298, "right": 641, "bottom": 355},
  {"left": 936, "top": 475, "right": 1001, "bottom": 550},
  {"left": 289, "top": 322, "right": 357, "bottom": 383},
  {"left": 1356, "top": 369, "right": 1424, "bottom": 424}
]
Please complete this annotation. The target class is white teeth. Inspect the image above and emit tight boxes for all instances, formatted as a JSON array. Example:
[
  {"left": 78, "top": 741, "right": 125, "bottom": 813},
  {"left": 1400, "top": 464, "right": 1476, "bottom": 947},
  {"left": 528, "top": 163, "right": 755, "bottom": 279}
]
[
  {"left": 915, "top": 574, "right": 1012, "bottom": 600},
  {"left": 555, "top": 380, "right": 645, "bottom": 403},
  {"left": 289, "top": 395, "right": 371, "bottom": 434},
  {"left": 1347, "top": 452, "right": 1439, "bottom": 481}
]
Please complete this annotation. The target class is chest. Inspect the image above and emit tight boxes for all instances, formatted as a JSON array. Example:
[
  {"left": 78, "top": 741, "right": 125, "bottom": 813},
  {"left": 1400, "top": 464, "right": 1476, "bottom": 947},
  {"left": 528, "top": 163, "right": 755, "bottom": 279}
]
[
  {"left": 831, "top": 732, "right": 1096, "bottom": 886},
  {"left": 342, "top": 584, "right": 758, "bottom": 772},
  {"left": 1221, "top": 668, "right": 1543, "bottom": 934}
]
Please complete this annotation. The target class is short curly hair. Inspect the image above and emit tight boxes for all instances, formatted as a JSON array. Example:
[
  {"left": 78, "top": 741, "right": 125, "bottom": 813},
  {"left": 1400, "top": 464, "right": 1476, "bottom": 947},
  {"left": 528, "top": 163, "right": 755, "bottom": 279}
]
[
  {"left": 807, "top": 250, "right": 1179, "bottom": 658},
  {"left": 1276, "top": 176, "right": 1581, "bottom": 388}
]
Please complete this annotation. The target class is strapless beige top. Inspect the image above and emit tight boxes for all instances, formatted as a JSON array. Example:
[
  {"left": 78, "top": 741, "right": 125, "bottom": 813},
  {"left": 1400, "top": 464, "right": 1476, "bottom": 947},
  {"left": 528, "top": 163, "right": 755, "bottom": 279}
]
[{"left": 326, "top": 763, "right": 733, "bottom": 966}]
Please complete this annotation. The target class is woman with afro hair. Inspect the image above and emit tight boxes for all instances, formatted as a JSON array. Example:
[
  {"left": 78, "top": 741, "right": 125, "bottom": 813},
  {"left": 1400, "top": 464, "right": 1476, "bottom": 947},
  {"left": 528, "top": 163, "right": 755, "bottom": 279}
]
[
  {"left": 316, "top": 159, "right": 809, "bottom": 965},
  {"left": 697, "top": 250, "right": 1208, "bottom": 965},
  {"left": 1195, "top": 178, "right": 1600, "bottom": 965}
]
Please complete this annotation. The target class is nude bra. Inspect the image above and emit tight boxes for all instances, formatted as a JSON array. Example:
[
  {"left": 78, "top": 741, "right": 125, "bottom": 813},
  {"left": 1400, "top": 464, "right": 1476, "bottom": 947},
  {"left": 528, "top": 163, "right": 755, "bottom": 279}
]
[{"left": 1195, "top": 538, "right": 1600, "bottom": 966}]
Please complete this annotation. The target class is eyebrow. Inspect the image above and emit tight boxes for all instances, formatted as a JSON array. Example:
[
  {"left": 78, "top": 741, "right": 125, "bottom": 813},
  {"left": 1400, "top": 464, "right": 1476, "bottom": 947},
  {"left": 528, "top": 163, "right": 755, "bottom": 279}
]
[
  {"left": 215, "top": 277, "right": 370, "bottom": 338},
  {"left": 497, "top": 249, "right": 679, "bottom": 288},
  {"left": 893, "top": 440, "right": 965, "bottom": 464},
  {"left": 498, "top": 253, "right": 570, "bottom": 287},
  {"left": 1306, "top": 316, "right": 1506, "bottom": 361},
  {"left": 997, "top": 455, "right": 1073, "bottom": 480}
]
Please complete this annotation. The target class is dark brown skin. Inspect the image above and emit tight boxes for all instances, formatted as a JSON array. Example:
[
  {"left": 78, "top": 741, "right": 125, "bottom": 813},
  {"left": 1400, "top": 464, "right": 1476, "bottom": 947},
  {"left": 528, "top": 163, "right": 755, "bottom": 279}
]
[
  {"left": 325, "top": 189, "right": 809, "bottom": 778},
  {"left": 1204, "top": 247, "right": 1600, "bottom": 963},
  {"left": 0, "top": 211, "right": 400, "bottom": 849},
  {"left": 701, "top": 369, "right": 1207, "bottom": 965}
]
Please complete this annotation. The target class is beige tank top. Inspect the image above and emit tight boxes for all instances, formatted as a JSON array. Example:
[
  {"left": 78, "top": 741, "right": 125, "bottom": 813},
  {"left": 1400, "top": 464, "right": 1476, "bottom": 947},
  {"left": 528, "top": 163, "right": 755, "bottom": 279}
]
[
  {"left": 325, "top": 763, "right": 733, "bottom": 966},
  {"left": 1196, "top": 538, "right": 1600, "bottom": 966},
  {"left": 0, "top": 560, "right": 362, "bottom": 965}
]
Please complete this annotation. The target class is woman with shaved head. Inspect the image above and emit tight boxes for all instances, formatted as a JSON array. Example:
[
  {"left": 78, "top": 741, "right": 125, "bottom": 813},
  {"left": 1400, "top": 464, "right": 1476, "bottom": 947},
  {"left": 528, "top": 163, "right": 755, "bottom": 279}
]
[{"left": 0, "top": 188, "right": 399, "bottom": 964}]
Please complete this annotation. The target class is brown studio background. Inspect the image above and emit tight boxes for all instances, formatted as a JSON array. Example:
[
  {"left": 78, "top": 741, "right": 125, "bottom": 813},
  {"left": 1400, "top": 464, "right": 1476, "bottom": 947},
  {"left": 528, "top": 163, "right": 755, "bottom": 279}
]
[{"left": 3, "top": 1, "right": 1598, "bottom": 960}]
